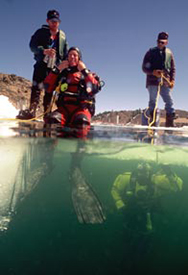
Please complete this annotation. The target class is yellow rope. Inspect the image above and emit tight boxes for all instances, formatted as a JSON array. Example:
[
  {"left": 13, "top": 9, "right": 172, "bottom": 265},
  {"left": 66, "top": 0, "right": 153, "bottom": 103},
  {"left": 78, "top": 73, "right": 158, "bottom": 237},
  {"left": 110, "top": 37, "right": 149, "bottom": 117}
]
[
  {"left": 148, "top": 72, "right": 171, "bottom": 129},
  {"left": 161, "top": 73, "right": 172, "bottom": 86},
  {"left": 147, "top": 74, "right": 167, "bottom": 140},
  {"left": 0, "top": 84, "right": 61, "bottom": 122},
  {"left": 1, "top": 73, "right": 171, "bottom": 124},
  {"left": 146, "top": 72, "right": 173, "bottom": 144},
  {"left": 148, "top": 78, "right": 163, "bottom": 128}
]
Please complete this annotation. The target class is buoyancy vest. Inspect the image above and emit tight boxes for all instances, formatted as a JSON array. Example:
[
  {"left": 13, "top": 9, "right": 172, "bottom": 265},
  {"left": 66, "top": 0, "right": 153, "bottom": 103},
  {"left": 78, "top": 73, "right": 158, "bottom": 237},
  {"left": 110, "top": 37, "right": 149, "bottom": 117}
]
[
  {"left": 127, "top": 171, "right": 154, "bottom": 200},
  {"left": 56, "top": 67, "right": 98, "bottom": 115},
  {"left": 149, "top": 47, "right": 172, "bottom": 73},
  {"left": 57, "top": 69, "right": 82, "bottom": 105},
  {"left": 164, "top": 48, "right": 172, "bottom": 73},
  {"left": 58, "top": 30, "right": 67, "bottom": 61}
]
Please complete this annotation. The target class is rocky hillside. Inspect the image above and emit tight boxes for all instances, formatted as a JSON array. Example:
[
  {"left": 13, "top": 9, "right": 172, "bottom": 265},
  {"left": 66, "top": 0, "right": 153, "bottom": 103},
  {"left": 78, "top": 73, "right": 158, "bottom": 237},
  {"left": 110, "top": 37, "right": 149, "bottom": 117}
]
[
  {"left": 0, "top": 73, "right": 44, "bottom": 115},
  {"left": 93, "top": 109, "right": 188, "bottom": 127},
  {"left": 1, "top": 73, "right": 188, "bottom": 126},
  {"left": 93, "top": 109, "right": 142, "bottom": 125}
]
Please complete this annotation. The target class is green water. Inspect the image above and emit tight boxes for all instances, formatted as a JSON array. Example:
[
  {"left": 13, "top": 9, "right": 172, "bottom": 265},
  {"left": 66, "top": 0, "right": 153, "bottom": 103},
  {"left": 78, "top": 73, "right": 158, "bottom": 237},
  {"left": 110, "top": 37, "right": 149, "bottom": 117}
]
[{"left": 0, "top": 137, "right": 188, "bottom": 275}]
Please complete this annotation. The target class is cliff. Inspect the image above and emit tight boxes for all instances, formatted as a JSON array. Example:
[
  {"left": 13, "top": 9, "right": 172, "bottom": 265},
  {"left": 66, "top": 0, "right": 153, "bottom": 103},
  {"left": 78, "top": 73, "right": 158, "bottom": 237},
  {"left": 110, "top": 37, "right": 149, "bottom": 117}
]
[{"left": 0, "top": 73, "right": 44, "bottom": 115}]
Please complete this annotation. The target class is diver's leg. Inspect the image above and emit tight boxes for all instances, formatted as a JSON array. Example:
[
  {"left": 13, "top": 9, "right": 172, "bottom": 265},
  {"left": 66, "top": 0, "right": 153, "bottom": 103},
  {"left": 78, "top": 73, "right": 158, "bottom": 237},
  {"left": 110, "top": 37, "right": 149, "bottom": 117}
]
[{"left": 70, "top": 108, "right": 91, "bottom": 138}]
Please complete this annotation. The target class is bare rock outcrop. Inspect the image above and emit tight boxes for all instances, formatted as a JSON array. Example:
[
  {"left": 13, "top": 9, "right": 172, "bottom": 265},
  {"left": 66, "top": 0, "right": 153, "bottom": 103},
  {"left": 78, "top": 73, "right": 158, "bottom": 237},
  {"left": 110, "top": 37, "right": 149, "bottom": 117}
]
[{"left": 0, "top": 73, "right": 44, "bottom": 114}]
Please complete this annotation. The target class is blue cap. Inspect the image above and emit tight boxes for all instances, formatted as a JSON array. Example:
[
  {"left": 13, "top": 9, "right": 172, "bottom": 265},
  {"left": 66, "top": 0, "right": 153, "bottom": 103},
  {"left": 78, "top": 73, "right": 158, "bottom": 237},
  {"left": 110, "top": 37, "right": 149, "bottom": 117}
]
[{"left": 47, "top": 10, "right": 60, "bottom": 22}]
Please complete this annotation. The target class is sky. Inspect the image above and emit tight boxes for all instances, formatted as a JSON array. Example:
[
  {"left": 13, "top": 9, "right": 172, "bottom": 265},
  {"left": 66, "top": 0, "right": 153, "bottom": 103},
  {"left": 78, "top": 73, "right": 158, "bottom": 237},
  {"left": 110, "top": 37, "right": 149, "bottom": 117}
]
[{"left": 1, "top": 0, "right": 188, "bottom": 114}]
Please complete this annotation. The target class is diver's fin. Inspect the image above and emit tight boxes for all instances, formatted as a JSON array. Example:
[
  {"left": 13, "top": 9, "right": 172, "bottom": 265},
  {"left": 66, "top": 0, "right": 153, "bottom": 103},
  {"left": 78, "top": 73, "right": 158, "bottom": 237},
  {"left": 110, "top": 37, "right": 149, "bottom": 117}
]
[{"left": 70, "top": 167, "right": 106, "bottom": 224}]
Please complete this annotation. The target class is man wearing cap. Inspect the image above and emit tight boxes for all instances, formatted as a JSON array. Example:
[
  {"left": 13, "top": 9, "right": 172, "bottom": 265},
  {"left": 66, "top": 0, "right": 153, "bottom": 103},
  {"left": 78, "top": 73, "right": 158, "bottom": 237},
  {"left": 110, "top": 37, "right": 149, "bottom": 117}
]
[
  {"left": 17, "top": 10, "right": 68, "bottom": 119},
  {"left": 142, "top": 32, "right": 177, "bottom": 127}
]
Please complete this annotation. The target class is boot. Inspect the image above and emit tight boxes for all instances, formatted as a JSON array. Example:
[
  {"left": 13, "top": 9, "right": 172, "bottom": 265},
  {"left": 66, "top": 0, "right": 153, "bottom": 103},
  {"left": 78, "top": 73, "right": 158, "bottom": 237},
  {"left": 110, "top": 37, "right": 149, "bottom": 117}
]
[
  {"left": 16, "top": 102, "right": 37, "bottom": 120},
  {"left": 165, "top": 113, "right": 177, "bottom": 127}
]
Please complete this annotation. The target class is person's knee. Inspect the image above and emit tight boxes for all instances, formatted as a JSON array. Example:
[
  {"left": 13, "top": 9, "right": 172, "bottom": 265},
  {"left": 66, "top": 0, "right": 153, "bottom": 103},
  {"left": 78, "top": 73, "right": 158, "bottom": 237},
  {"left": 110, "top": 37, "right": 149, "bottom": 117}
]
[
  {"left": 44, "top": 111, "right": 62, "bottom": 124},
  {"left": 72, "top": 113, "right": 90, "bottom": 128}
]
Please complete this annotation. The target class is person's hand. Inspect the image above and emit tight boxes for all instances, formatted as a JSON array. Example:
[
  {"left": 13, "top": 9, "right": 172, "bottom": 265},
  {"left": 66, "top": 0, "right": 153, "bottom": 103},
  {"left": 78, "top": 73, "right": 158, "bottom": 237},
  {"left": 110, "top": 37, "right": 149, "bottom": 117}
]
[
  {"left": 77, "top": 60, "right": 86, "bottom": 71},
  {"left": 152, "top": 69, "right": 162, "bottom": 78},
  {"left": 43, "top": 48, "right": 56, "bottom": 57},
  {"left": 57, "top": 60, "right": 69, "bottom": 71},
  {"left": 169, "top": 80, "right": 175, "bottom": 89}
]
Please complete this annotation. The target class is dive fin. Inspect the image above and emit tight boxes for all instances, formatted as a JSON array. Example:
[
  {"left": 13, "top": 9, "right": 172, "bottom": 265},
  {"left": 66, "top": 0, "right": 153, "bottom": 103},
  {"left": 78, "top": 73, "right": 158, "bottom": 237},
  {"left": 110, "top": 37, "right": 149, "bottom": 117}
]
[{"left": 70, "top": 167, "right": 106, "bottom": 224}]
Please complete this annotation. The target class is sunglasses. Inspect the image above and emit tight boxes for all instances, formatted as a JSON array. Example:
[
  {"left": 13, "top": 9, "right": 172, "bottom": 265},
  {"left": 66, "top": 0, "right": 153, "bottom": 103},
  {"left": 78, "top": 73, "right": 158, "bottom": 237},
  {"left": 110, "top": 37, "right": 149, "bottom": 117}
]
[{"left": 157, "top": 40, "right": 166, "bottom": 45}]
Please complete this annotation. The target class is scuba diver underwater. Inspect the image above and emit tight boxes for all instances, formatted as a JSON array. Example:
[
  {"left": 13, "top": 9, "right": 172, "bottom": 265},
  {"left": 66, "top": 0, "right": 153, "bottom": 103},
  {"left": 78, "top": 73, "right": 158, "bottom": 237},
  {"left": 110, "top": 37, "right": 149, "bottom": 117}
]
[{"left": 111, "top": 162, "right": 183, "bottom": 233}]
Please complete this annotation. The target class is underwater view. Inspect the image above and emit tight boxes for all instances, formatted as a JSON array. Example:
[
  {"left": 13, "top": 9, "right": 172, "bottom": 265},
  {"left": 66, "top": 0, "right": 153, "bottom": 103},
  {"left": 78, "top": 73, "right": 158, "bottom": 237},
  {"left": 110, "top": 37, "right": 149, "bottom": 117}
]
[{"left": 1, "top": 122, "right": 188, "bottom": 275}]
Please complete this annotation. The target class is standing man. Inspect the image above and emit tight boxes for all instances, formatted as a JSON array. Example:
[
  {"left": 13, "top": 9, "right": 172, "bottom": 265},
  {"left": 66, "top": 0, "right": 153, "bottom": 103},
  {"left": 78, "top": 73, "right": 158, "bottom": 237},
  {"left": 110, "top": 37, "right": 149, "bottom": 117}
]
[
  {"left": 17, "top": 10, "right": 68, "bottom": 119},
  {"left": 142, "top": 32, "right": 176, "bottom": 127}
]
